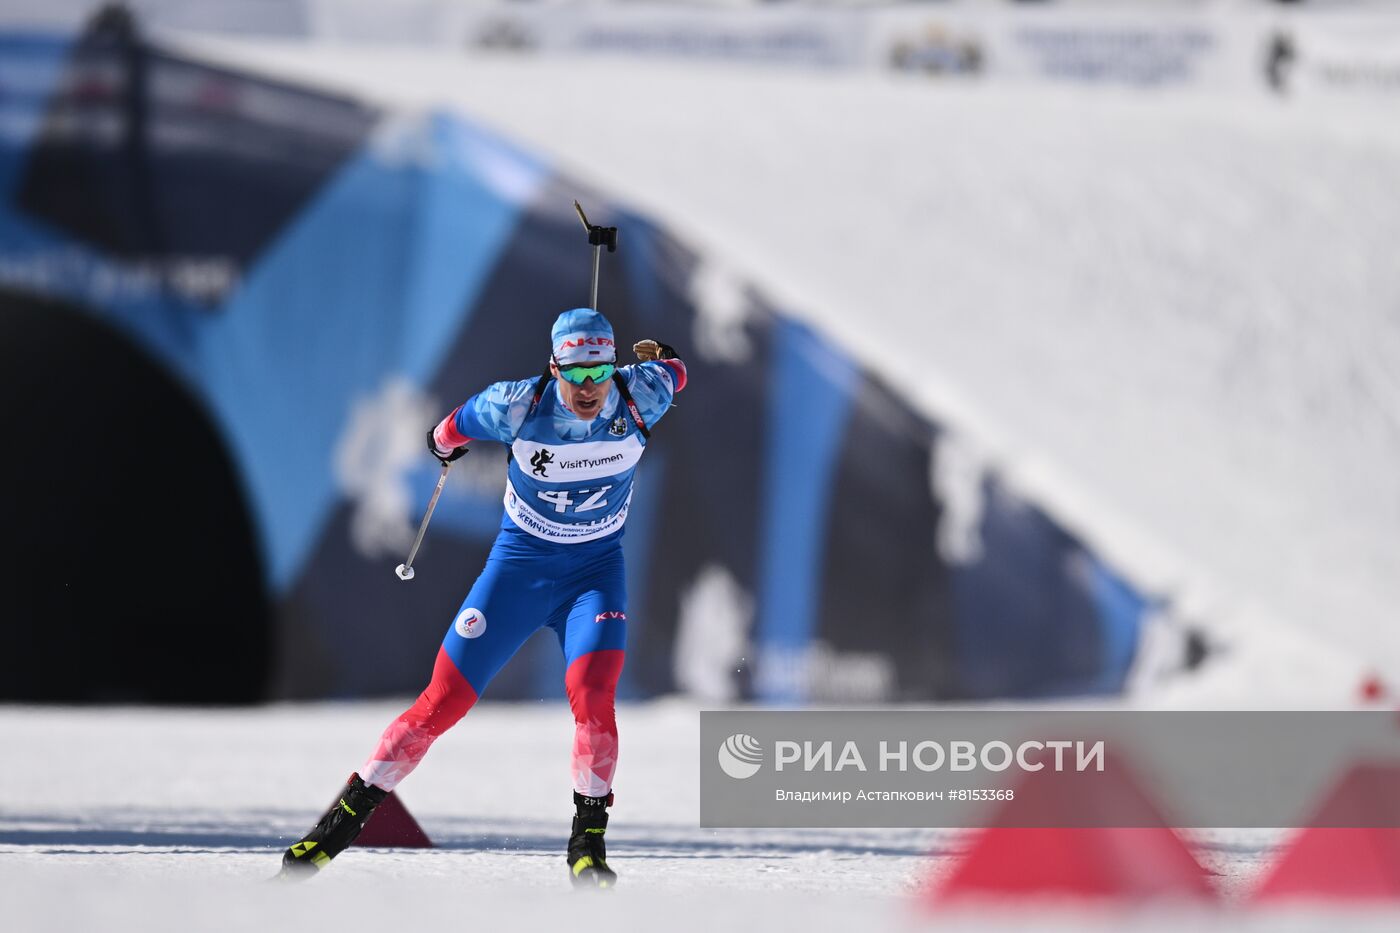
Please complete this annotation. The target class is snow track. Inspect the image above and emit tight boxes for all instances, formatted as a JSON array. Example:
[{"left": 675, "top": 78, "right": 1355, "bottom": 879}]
[{"left": 3, "top": 703, "right": 1398, "bottom": 931}]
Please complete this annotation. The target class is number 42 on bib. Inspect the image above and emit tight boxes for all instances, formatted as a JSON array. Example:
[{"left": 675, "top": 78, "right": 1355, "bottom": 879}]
[{"left": 536, "top": 486, "right": 612, "bottom": 514}]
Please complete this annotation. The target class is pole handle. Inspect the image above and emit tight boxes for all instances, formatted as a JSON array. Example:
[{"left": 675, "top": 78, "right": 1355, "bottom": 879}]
[{"left": 573, "top": 200, "right": 617, "bottom": 251}]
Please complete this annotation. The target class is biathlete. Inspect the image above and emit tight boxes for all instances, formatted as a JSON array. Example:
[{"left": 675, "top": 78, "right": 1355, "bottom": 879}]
[{"left": 280, "top": 308, "right": 686, "bottom": 888}]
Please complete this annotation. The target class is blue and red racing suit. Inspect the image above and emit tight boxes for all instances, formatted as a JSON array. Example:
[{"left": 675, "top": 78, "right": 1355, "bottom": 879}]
[{"left": 360, "top": 358, "right": 686, "bottom": 798}]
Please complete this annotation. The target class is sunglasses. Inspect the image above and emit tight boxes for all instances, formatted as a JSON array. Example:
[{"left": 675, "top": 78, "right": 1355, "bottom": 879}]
[{"left": 557, "top": 362, "right": 616, "bottom": 385}]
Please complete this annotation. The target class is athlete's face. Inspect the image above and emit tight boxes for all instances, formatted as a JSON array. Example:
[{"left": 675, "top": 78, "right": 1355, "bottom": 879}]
[{"left": 551, "top": 360, "right": 614, "bottom": 420}]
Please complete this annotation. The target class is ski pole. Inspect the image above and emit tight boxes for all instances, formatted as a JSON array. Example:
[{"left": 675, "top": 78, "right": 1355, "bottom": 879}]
[
  {"left": 395, "top": 461, "right": 451, "bottom": 581},
  {"left": 573, "top": 200, "right": 617, "bottom": 310}
]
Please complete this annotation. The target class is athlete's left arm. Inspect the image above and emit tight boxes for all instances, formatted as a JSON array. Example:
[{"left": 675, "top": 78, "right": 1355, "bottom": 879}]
[
  {"left": 631, "top": 340, "right": 687, "bottom": 390},
  {"left": 621, "top": 354, "right": 687, "bottom": 429}
]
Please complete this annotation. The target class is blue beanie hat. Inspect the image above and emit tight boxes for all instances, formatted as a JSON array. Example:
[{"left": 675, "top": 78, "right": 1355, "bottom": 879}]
[{"left": 551, "top": 308, "right": 616, "bottom": 366}]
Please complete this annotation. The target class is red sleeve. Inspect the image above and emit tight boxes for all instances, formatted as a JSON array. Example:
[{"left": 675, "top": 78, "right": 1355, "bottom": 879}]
[
  {"left": 661, "top": 358, "right": 687, "bottom": 393},
  {"left": 433, "top": 406, "right": 473, "bottom": 450}
]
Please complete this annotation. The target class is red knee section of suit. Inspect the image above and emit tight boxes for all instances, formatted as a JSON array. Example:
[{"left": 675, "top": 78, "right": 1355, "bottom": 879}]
[
  {"left": 403, "top": 646, "right": 479, "bottom": 736},
  {"left": 565, "top": 649, "right": 625, "bottom": 728}
]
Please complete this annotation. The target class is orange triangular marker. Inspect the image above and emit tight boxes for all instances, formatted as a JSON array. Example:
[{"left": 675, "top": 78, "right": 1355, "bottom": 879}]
[
  {"left": 929, "top": 753, "right": 1215, "bottom": 903},
  {"left": 1252, "top": 762, "right": 1400, "bottom": 901},
  {"left": 351, "top": 791, "right": 433, "bottom": 848}
]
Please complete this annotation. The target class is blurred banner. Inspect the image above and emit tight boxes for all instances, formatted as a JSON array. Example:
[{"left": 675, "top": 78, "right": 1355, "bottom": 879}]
[
  {"left": 6, "top": 2, "right": 1400, "bottom": 94},
  {"left": 0, "top": 9, "right": 1158, "bottom": 704},
  {"left": 1262, "top": 13, "right": 1400, "bottom": 97}
]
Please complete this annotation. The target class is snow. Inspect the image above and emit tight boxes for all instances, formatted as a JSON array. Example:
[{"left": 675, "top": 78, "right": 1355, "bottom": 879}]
[
  {"left": 4, "top": 701, "right": 1400, "bottom": 931},
  {"left": 0, "top": 701, "right": 957, "bottom": 929},
  {"left": 163, "top": 38, "right": 1400, "bottom": 699}
]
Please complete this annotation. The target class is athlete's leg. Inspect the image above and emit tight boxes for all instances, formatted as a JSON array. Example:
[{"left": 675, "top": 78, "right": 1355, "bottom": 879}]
[
  {"left": 358, "top": 647, "right": 478, "bottom": 792},
  {"left": 557, "top": 551, "right": 628, "bottom": 798},
  {"left": 566, "top": 649, "right": 625, "bottom": 795},
  {"left": 281, "top": 534, "right": 553, "bottom": 879},
  {"left": 552, "top": 544, "right": 627, "bottom": 888},
  {"left": 361, "top": 538, "right": 552, "bottom": 792}
]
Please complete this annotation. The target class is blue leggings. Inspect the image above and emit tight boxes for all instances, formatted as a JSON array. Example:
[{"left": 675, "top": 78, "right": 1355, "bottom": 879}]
[
  {"left": 360, "top": 526, "right": 629, "bottom": 797},
  {"left": 442, "top": 527, "right": 628, "bottom": 690}
]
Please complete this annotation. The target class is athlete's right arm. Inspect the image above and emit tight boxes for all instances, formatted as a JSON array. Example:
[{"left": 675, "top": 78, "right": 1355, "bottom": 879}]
[{"left": 430, "top": 377, "right": 541, "bottom": 456}]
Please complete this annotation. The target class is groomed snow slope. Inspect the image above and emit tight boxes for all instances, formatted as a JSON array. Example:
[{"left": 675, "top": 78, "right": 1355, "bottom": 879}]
[
  {"left": 6, "top": 702, "right": 1398, "bottom": 932},
  {"left": 169, "top": 40, "right": 1400, "bottom": 699}
]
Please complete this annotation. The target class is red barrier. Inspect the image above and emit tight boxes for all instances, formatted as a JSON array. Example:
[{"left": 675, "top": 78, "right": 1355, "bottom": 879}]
[
  {"left": 351, "top": 791, "right": 433, "bottom": 849},
  {"left": 930, "top": 755, "right": 1215, "bottom": 903},
  {"left": 1252, "top": 762, "right": 1400, "bottom": 901}
]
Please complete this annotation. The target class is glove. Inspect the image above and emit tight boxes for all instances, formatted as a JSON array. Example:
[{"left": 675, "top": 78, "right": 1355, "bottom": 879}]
[
  {"left": 426, "top": 428, "right": 468, "bottom": 466},
  {"left": 633, "top": 339, "right": 677, "bottom": 362}
]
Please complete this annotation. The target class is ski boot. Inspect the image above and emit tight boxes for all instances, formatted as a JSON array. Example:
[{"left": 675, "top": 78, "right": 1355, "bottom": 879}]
[
  {"left": 567, "top": 791, "right": 618, "bottom": 889},
  {"left": 277, "top": 772, "right": 388, "bottom": 880}
]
